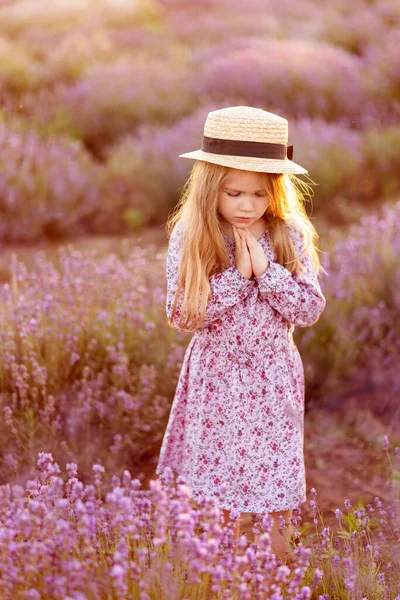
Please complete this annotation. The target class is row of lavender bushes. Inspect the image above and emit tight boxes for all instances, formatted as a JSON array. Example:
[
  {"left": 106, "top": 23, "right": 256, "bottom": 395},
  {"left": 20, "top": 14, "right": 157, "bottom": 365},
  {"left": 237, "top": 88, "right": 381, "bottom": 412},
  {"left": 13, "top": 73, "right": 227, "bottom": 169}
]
[
  {"left": 0, "top": 441, "right": 399, "bottom": 598},
  {"left": 9, "top": 34, "right": 398, "bottom": 147},
  {"left": 0, "top": 197, "right": 398, "bottom": 489},
  {"left": 0, "top": 107, "right": 399, "bottom": 241},
  {"left": 0, "top": 0, "right": 399, "bottom": 240},
  {"left": 297, "top": 198, "right": 400, "bottom": 415},
  {"left": 1, "top": 0, "right": 398, "bottom": 133}
]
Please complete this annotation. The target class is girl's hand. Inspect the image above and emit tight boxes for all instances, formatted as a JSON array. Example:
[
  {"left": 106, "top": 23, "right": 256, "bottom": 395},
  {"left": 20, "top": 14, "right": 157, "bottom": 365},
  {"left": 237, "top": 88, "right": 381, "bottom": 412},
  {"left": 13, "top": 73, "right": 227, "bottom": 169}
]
[
  {"left": 232, "top": 226, "right": 253, "bottom": 280},
  {"left": 240, "top": 228, "right": 270, "bottom": 277}
]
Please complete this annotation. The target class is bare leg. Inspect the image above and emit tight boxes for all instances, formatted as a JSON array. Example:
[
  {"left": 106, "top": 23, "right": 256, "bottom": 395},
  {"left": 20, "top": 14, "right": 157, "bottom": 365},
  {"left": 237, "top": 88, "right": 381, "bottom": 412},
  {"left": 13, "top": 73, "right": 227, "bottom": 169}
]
[
  {"left": 266, "top": 509, "right": 294, "bottom": 562},
  {"left": 221, "top": 509, "right": 293, "bottom": 560}
]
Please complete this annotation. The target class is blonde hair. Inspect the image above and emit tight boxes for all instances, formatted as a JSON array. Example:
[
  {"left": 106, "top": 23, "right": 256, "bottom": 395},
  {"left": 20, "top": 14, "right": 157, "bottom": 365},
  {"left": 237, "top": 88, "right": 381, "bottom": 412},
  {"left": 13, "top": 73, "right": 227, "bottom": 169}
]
[{"left": 167, "top": 161, "right": 325, "bottom": 332}]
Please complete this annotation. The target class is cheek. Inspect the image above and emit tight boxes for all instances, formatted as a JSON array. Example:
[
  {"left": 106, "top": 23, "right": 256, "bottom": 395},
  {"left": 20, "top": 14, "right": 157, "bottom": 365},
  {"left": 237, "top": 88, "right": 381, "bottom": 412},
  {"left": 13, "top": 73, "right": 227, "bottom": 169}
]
[{"left": 218, "top": 196, "right": 233, "bottom": 214}]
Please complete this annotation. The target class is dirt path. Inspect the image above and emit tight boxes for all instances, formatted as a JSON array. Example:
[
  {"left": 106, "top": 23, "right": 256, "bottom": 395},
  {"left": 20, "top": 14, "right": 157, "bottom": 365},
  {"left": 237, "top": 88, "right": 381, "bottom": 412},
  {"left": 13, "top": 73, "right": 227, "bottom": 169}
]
[{"left": 0, "top": 227, "right": 168, "bottom": 282}]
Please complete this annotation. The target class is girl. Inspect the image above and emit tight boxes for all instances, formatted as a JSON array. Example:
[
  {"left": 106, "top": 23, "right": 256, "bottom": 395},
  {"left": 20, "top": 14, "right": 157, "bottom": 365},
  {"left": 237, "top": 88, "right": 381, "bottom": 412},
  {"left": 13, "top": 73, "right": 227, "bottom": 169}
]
[{"left": 155, "top": 106, "right": 327, "bottom": 562}]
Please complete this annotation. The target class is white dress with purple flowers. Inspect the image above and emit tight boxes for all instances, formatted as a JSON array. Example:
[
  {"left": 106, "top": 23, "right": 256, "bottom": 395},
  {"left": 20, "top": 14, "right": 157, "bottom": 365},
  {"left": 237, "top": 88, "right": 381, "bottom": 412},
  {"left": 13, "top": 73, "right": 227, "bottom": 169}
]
[{"left": 156, "top": 221, "right": 326, "bottom": 513}]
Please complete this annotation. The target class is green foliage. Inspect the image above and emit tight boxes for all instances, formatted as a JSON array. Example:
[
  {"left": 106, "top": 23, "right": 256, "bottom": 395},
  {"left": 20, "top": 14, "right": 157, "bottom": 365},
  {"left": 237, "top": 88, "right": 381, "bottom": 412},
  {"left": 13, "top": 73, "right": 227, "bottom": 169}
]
[{"left": 122, "top": 208, "right": 145, "bottom": 230}]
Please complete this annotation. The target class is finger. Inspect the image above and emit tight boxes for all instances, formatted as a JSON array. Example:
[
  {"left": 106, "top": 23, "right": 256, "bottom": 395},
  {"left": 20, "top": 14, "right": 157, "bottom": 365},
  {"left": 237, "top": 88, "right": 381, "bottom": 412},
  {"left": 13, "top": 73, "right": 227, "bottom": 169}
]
[
  {"left": 235, "top": 227, "right": 244, "bottom": 240},
  {"left": 243, "top": 229, "right": 252, "bottom": 244}
]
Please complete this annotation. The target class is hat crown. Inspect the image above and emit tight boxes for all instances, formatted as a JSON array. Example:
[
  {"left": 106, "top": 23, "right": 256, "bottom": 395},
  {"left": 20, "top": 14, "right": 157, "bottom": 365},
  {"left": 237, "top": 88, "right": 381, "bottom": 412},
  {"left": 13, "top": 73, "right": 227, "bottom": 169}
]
[{"left": 204, "top": 106, "right": 288, "bottom": 145}]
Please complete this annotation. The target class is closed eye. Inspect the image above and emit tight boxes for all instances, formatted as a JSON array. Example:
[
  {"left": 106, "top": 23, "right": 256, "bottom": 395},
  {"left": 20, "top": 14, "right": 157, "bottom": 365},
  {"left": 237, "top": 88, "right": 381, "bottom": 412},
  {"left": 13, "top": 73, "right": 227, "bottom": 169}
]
[{"left": 227, "top": 192, "right": 265, "bottom": 197}]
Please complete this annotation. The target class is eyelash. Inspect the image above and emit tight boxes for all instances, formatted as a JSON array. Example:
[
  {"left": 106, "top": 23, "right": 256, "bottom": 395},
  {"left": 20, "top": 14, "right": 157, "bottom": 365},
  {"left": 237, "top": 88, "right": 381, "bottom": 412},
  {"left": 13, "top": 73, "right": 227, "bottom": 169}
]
[{"left": 227, "top": 192, "right": 264, "bottom": 197}]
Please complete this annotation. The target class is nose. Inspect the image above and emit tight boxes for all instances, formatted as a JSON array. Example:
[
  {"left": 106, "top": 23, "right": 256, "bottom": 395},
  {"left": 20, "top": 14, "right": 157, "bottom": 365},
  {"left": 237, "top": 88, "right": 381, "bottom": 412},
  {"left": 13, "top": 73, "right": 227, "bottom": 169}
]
[{"left": 238, "top": 197, "right": 255, "bottom": 211}]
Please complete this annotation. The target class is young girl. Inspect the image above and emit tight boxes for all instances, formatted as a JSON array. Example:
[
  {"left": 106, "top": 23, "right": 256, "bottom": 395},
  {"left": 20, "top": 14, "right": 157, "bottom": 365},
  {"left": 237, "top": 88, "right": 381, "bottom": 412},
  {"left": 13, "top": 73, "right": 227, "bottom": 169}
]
[{"left": 155, "top": 106, "right": 326, "bottom": 562}]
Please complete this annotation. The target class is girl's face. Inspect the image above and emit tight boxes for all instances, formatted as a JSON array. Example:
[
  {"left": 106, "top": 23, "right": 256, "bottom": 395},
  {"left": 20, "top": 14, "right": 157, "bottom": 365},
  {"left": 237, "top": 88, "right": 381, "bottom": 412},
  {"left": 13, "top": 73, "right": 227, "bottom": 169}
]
[{"left": 218, "top": 169, "right": 270, "bottom": 230}]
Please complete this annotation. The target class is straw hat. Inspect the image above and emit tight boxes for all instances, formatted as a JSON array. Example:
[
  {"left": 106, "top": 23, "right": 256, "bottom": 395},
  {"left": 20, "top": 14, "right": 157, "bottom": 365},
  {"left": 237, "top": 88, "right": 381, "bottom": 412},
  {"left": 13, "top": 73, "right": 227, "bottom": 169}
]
[{"left": 179, "top": 105, "right": 307, "bottom": 175}]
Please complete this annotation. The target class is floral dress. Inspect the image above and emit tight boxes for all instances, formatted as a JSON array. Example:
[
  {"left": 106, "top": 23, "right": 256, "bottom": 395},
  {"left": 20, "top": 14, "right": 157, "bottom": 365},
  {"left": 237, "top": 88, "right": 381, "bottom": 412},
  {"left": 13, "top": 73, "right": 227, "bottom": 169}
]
[{"left": 156, "top": 221, "right": 326, "bottom": 513}]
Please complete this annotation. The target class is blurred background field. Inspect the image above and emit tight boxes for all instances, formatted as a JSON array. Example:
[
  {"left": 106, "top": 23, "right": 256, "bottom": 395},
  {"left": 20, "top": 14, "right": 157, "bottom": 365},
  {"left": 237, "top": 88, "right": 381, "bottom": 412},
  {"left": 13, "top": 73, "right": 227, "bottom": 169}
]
[
  {"left": 0, "top": 0, "right": 398, "bottom": 241},
  {"left": 0, "top": 1, "right": 400, "bottom": 595}
]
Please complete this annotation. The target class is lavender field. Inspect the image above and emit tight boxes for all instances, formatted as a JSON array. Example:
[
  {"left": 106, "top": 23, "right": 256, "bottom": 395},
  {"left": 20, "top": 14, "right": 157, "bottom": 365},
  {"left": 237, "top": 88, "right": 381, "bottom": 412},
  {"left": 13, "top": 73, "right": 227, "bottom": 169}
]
[
  {"left": 0, "top": 0, "right": 399, "bottom": 240},
  {"left": 0, "top": 0, "right": 399, "bottom": 598}
]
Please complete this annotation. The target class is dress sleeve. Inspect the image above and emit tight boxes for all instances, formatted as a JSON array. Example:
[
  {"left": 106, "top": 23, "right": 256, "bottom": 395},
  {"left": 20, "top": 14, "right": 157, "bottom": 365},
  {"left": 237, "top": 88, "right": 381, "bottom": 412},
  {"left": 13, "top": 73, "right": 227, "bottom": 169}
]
[
  {"left": 166, "top": 222, "right": 254, "bottom": 333},
  {"left": 254, "top": 225, "right": 326, "bottom": 327}
]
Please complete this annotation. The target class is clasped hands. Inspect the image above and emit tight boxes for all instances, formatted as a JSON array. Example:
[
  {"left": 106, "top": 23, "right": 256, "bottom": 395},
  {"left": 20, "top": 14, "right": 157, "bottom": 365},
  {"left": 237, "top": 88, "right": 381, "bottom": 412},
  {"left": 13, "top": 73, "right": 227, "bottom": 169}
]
[{"left": 232, "top": 226, "right": 270, "bottom": 280}]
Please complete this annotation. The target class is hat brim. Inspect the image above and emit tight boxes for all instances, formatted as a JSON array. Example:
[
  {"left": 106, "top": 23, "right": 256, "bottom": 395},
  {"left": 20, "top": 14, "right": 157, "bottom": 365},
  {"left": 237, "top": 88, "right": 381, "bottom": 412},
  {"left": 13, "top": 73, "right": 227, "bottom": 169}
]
[{"left": 179, "top": 149, "right": 307, "bottom": 175}]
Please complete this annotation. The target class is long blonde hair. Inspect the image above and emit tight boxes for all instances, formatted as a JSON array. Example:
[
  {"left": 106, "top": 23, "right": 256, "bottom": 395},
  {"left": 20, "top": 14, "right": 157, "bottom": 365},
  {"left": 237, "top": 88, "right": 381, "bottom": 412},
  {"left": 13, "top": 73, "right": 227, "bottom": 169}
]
[{"left": 167, "top": 161, "right": 325, "bottom": 332}]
